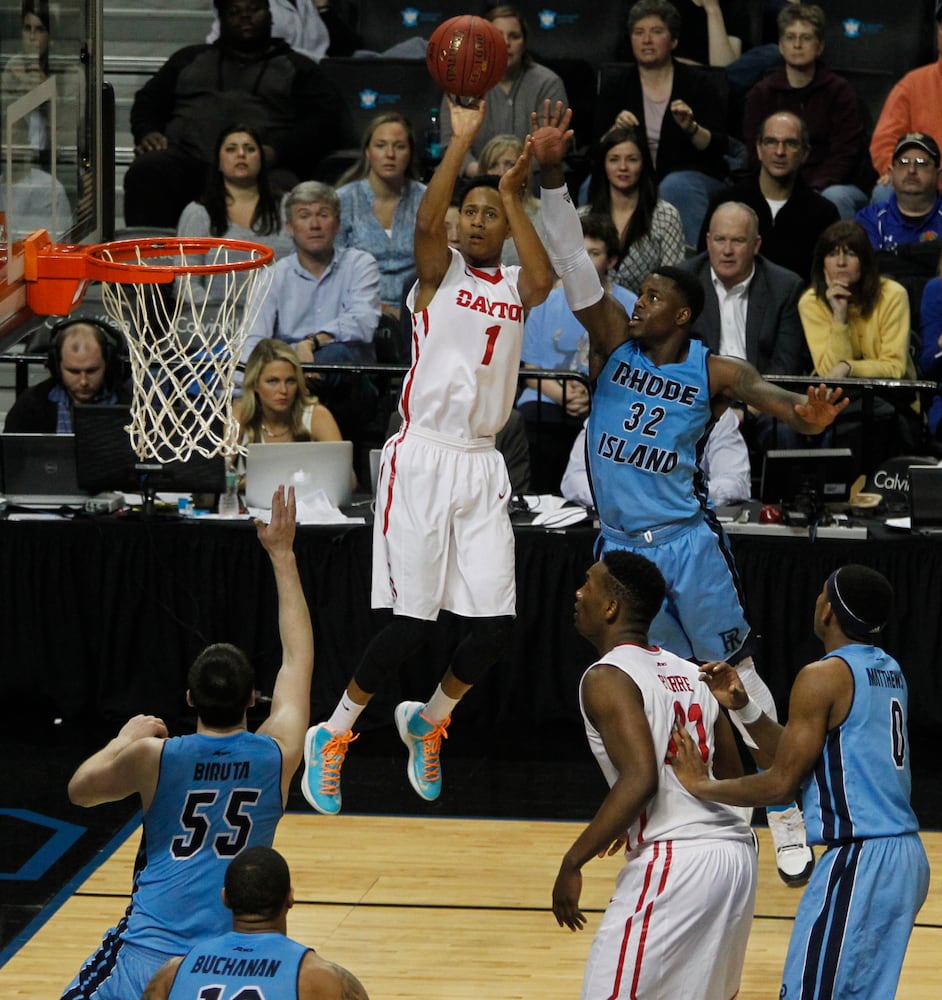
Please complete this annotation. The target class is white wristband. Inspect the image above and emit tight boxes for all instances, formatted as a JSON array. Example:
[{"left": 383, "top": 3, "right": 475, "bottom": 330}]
[{"left": 732, "top": 699, "right": 762, "bottom": 725}]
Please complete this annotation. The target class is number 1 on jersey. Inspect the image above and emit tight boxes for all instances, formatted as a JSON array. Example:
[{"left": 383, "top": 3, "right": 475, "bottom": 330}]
[{"left": 481, "top": 324, "right": 501, "bottom": 366}]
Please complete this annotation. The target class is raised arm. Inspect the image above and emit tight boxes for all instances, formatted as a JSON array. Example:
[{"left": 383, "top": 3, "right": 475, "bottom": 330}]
[
  {"left": 255, "top": 486, "right": 315, "bottom": 802},
  {"left": 498, "top": 139, "right": 554, "bottom": 309},
  {"left": 532, "top": 102, "right": 631, "bottom": 379},
  {"left": 412, "top": 99, "right": 485, "bottom": 310},
  {"left": 709, "top": 354, "right": 849, "bottom": 434}
]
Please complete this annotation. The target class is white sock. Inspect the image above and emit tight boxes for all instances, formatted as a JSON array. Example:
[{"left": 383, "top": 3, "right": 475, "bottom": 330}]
[
  {"left": 325, "top": 693, "right": 366, "bottom": 733},
  {"left": 423, "top": 685, "right": 460, "bottom": 725}
]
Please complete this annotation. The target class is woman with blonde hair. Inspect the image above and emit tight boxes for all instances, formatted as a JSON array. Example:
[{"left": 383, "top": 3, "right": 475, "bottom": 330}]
[
  {"left": 235, "top": 339, "right": 342, "bottom": 445},
  {"left": 335, "top": 111, "right": 427, "bottom": 314}
]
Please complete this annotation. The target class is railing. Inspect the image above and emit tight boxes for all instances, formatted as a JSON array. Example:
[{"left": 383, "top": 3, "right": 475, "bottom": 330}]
[{"left": 764, "top": 374, "right": 940, "bottom": 470}]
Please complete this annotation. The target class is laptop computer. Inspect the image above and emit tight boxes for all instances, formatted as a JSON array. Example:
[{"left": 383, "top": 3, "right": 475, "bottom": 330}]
[
  {"left": 0, "top": 433, "right": 90, "bottom": 506},
  {"left": 244, "top": 441, "right": 354, "bottom": 510},
  {"left": 909, "top": 464, "right": 942, "bottom": 535}
]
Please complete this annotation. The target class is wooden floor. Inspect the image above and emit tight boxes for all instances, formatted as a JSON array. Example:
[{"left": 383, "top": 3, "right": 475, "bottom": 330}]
[{"left": 2, "top": 814, "right": 939, "bottom": 998}]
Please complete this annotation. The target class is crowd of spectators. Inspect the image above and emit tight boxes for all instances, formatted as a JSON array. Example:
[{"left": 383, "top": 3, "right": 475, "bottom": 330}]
[{"left": 11, "top": 0, "right": 942, "bottom": 492}]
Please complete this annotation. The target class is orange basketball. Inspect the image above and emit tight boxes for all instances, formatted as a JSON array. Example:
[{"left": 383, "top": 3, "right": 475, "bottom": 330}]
[{"left": 426, "top": 15, "right": 508, "bottom": 99}]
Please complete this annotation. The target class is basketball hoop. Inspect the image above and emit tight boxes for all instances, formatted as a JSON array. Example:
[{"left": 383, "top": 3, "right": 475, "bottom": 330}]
[{"left": 25, "top": 231, "right": 274, "bottom": 464}]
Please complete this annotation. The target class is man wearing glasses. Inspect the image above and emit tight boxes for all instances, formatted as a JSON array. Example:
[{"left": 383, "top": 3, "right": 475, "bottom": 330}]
[
  {"left": 697, "top": 110, "right": 839, "bottom": 282},
  {"left": 855, "top": 133, "right": 942, "bottom": 251}
]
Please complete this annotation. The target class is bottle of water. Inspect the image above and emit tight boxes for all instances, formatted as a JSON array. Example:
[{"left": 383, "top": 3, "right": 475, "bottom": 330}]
[
  {"left": 425, "top": 107, "right": 442, "bottom": 166},
  {"left": 218, "top": 465, "right": 240, "bottom": 517}
]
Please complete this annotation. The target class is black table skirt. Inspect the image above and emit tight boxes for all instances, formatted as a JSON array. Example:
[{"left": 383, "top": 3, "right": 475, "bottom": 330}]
[{"left": 2, "top": 517, "right": 939, "bottom": 737}]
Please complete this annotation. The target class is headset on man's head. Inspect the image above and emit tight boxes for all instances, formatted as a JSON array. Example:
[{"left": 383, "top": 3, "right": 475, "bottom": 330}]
[{"left": 47, "top": 316, "right": 126, "bottom": 393}]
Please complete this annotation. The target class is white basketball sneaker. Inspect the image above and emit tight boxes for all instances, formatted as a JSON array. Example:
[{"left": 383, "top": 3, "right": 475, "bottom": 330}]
[{"left": 767, "top": 805, "right": 815, "bottom": 887}]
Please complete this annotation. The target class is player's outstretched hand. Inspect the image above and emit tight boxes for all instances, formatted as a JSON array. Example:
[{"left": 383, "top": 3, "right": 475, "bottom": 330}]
[
  {"left": 698, "top": 661, "right": 748, "bottom": 711},
  {"left": 255, "top": 485, "right": 297, "bottom": 556},
  {"left": 529, "top": 99, "right": 574, "bottom": 170},
  {"left": 447, "top": 94, "right": 486, "bottom": 141},
  {"left": 794, "top": 383, "right": 850, "bottom": 430},
  {"left": 552, "top": 860, "right": 587, "bottom": 932},
  {"left": 668, "top": 723, "right": 710, "bottom": 796}
]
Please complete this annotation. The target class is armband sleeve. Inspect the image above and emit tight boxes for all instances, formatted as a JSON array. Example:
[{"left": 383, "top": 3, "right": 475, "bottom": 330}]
[{"left": 540, "top": 186, "right": 604, "bottom": 312}]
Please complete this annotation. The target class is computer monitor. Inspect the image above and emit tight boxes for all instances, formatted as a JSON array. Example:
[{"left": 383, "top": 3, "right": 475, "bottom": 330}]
[
  {"left": 73, "top": 404, "right": 226, "bottom": 503},
  {"left": 760, "top": 448, "right": 856, "bottom": 515}
]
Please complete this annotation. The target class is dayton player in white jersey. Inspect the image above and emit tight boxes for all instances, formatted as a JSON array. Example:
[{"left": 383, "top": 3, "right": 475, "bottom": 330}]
[
  {"left": 556, "top": 551, "right": 756, "bottom": 1000},
  {"left": 301, "top": 97, "right": 554, "bottom": 816}
]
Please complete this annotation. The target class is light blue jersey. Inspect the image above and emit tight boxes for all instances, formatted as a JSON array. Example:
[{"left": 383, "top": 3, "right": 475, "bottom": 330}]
[
  {"left": 588, "top": 337, "right": 753, "bottom": 663},
  {"left": 168, "top": 931, "right": 309, "bottom": 1000},
  {"left": 63, "top": 731, "right": 284, "bottom": 1000},
  {"left": 802, "top": 644, "right": 919, "bottom": 845},
  {"left": 588, "top": 337, "right": 713, "bottom": 534},
  {"left": 783, "top": 644, "right": 930, "bottom": 999}
]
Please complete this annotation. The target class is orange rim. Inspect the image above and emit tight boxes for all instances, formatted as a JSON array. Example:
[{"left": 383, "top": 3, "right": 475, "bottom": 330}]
[{"left": 84, "top": 236, "right": 275, "bottom": 282}]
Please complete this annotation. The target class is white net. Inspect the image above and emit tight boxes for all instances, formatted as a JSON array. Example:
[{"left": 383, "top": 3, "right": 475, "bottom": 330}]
[{"left": 95, "top": 240, "right": 273, "bottom": 464}]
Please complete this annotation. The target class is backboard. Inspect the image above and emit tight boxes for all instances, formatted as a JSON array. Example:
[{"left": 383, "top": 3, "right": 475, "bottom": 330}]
[{"left": 0, "top": 0, "right": 104, "bottom": 347}]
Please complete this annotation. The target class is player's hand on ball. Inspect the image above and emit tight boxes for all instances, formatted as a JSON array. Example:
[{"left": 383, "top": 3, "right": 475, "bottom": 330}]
[{"left": 447, "top": 95, "right": 485, "bottom": 140}]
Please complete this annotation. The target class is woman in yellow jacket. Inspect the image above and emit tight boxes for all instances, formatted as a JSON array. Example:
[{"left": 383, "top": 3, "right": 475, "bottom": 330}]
[{"left": 798, "top": 220, "right": 916, "bottom": 380}]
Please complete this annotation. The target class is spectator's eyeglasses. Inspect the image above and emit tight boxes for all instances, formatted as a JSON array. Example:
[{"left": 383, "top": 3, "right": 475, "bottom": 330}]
[
  {"left": 759, "top": 137, "right": 802, "bottom": 151},
  {"left": 895, "top": 156, "right": 934, "bottom": 168}
]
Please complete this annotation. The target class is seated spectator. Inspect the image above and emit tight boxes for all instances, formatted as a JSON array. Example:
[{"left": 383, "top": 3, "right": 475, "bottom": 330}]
[
  {"left": 596, "top": 0, "right": 732, "bottom": 246},
  {"left": 799, "top": 220, "right": 915, "bottom": 381},
  {"left": 478, "top": 133, "right": 545, "bottom": 266},
  {"left": 176, "top": 123, "right": 294, "bottom": 260},
  {"left": 856, "top": 133, "right": 942, "bottom": 250},
  {"left": 206, "top": 0, "right": 358, "bottom": 61},
  {"left": 869, "top": 5, "right": 942, "bottom": 200},
  {"left": 919, "top": 272, "right": 942, "bottom": 441},
  {"left": 682, "top": 200, "right": 808, "bottom": 374},
  {"left": 517, "top": 214, "right": 638, "bottom": 492},
  {"left": 243, "top": 180, "right": 381, "bottom": 370},
  {"left": 4, "top": 318, "right": 129, "bottom": 433},
  {"left": 742, "top": 4, "right": 869, "bottom": 220},
  {"left": 798, "top": 219, "right": 919, "bottom": 466},
  {"left": 438, "top": 5, "right": 567, "bottom": 177},
  {"left": 579, "top": 124, "right": 685, "bottom": 293},
  {"left": 698, "top": 110, "right": 839, "bottom": 282},
  {"left": 335, "top": 112, "right": 427, "bottom": 316},
  {"left": 125, "top": 0, "right": 348, "bottom": 228},
  {"left": 235, "top": 337, "right": 342, "bottom": 443},
  {"left": 561, "top": 405, "right": 752, "bottom": 507}
]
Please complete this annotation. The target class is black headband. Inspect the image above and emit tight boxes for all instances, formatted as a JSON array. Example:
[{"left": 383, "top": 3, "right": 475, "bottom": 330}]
[{"left": 825, "top": 569, "right": 886, "bottom": 640}]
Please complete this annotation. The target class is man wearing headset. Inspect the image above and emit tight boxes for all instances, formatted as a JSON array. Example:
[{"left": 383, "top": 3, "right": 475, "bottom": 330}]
[{"left": 4, "top": 317, "right": 130, "bottom": 433}]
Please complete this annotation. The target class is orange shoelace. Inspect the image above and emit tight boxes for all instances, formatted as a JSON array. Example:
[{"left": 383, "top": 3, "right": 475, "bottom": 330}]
[{"left": 318, "top": 730, "right": 359, "bottom": 794}]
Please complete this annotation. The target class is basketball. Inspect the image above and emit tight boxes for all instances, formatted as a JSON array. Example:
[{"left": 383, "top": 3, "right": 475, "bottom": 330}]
[{"left": 426, "top": 15, "right": 508, "bottom": 99}]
